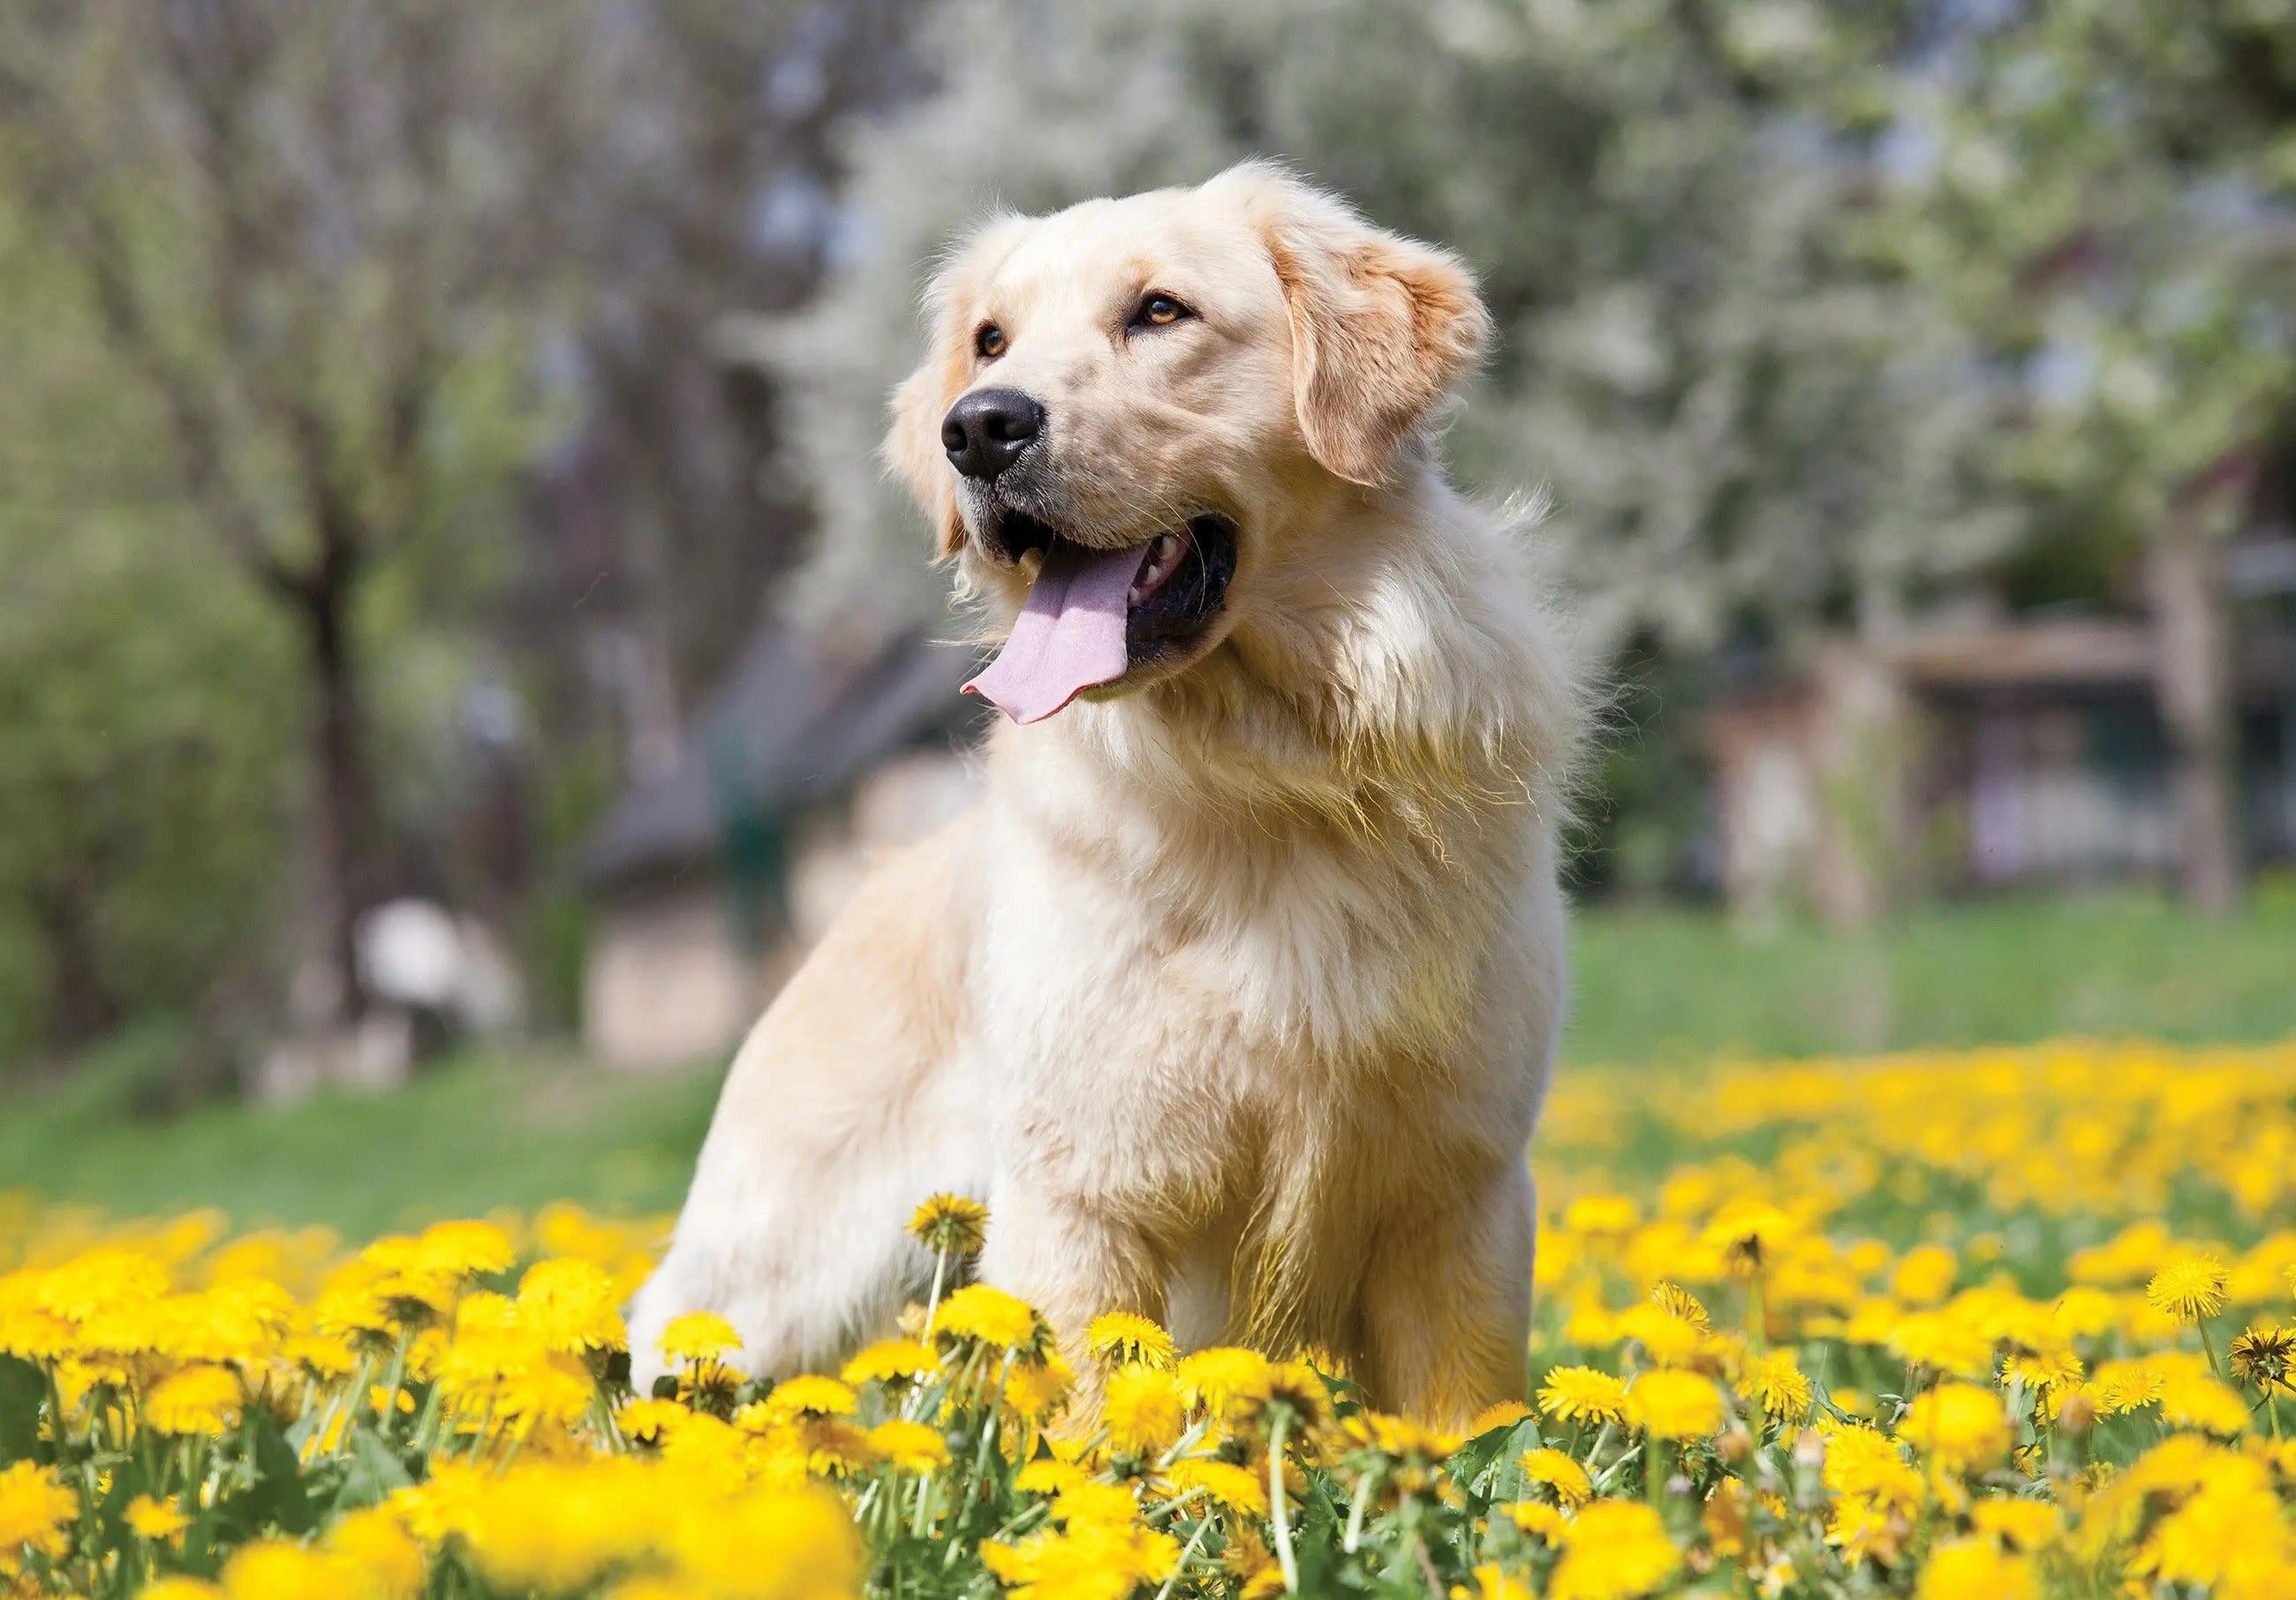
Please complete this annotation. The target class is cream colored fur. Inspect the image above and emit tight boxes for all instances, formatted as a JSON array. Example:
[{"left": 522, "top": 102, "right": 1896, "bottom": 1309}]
[{"left": 629, "top": 163, "right": 1587, "bottom": 1426}]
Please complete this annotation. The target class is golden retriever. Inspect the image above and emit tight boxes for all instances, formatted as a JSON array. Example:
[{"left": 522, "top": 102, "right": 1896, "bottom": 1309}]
[{"left": 630, "top": 162, "right": 1585, "bottom": 1425}]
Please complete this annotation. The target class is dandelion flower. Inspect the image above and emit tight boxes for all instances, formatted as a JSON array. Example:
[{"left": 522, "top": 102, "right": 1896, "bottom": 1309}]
[
  {"left": 933, "top": 1285, "right": 1049, "bottom": 1355},
  {"left": 842, "top": 1338, "right": 940, "bottom": 1387},
  {"left": 1739, "top": 1350, "right": 1812, "bottom": 1423},
  {"left": 1650, "top": 1280, "right": 1712, "bottom": 1331},
  {"left": 2229, "top": 1325, "right": 2293, "bottom": 1392},
  {"left": 1537, "top": 1366, "right": 1630, "bottom": 1426},
  {"left": 1085, "top": 1310, "right": 1176, "bottom": 1370},
  {"left": 658, "top": 1310, "right": 742, "bottom": 1365},
  {"left": 1563, "top": 1194, "right": 1641, "bottom": 1237},
  {"left": 1518, "top": 1446, "right": 1591, "bottom": 1506},
  {"left": 1161, "top": 1458, "right": 1267, "bottom": 1517},
  {"left": 865, "top": 1419, "right": 950, "bottom": 1473},
  {"left": 0, "top": 1461, "right": 76, "bottom": 1572},
  {"left": 907, "top": 1194, "right": 989, "bottom": 1257},
  {"left": 513, "top": 1258, "right": 626, "bottom": 1357},
  {"left": 144, "top": 1363, "right": 242, "bottom": 1437},
  {"left": 1465, "top": 1400, "right": 1533, "bottom": 1436},
  {"left": 1969, "top": 1497, "right": 2059, "bottom": 1552},
  {"left": 1504, "top": 1499, "right": 1567, "bottom": 1541},
  {"left": 1702, "top": 1200, "right": 1801, "bottom": 1272},
  {"left": 1899, "top": 1382, "right": 2011, "bottom": 1474},
  {"left": 1175, "top": 1347, "right": 1273, "bottom": 1416},
  {"left": 1551, "top": 1499, "right": 1678, "bottom": 1599},
  {"left": 1915, "top": 1537, "right": 2038, "bottom": 1600},
  {"left": 759, "top": 1374, "right": 858, "bottom": 1423},
  {"left": 1103, "top": 1364, "right": 1186, "bottom": 1455},
  {"left": 1626, "top": 1369, "right": 1726, "bottom": 1441},
  {"left": 125, "top": 1493, "right": 191, "bottom": 1544},
  {"left": 2146, "top": 1254, "right": 2229, "bottom": 1323}
]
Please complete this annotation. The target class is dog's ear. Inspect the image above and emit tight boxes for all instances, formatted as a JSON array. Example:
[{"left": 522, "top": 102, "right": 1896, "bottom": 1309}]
[
  {"left": 885, "top": 353, "right": 965, "bottom": 560},
  {"left": 1217, "top": 162, "right": 1492, "bottom": 487}
]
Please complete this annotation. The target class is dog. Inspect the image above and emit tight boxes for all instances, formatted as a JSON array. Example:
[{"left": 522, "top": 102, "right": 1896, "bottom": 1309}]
[{"left": 628, "top": 162, "right": 1586, "bottom": 1426}]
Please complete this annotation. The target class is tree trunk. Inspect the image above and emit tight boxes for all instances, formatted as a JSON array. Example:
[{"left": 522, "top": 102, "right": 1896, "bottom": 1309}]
[
  {"left": 31, "top": 873, "right": 118, "bottom": 1066},
  {"left": 299, "top": 574, "right": 381, "bottom": 1023},
  {"left": 2146, "top": 522, "right": 2242, "bottom": 916}
]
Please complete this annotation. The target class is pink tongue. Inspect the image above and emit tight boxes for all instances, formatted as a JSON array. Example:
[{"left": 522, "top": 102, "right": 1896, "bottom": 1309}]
[{"left": 964, "top": 540, "right": 1149, "bottom": 724}]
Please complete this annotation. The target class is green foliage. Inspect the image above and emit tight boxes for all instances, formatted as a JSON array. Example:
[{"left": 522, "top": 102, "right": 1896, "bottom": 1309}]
[{"left": 0, "top": 192, "right": 299, "bottom": 1070}]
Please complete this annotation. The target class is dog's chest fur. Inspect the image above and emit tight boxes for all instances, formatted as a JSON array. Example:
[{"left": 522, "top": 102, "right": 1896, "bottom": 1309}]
[{"left": 968, "top": 708, "right": 1547, "bottom": 1231}]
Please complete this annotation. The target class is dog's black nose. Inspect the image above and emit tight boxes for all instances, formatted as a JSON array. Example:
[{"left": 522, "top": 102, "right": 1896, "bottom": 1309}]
[{"left": 941, "top": 389, "right": 1043, "bottom": 479}]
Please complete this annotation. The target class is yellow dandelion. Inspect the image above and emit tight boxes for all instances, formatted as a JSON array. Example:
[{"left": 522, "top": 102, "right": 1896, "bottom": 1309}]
[
  {"left": 1899, "top": 1382, "right": 2011, "bottom": 1475},
  {"left": 1002, "top": 1351, "right": 1072, "bottom": 1423},
  {"left": 1650, "top": 1280, "right": 1712, "bottom": 1331},
  {"left": 907, "top": 1194, "right": 989, "bottom": 1257},
  {"left": 1551, "top": 1499, "right": 1679, "bottom": 1599},
  {"left": 0, "top": 1461, "right": 76, "bottom": 1570},
  {"left": 842, "top": 1337, "right": 940, "bottom": 1387},
  {"left": 1739, "top": 1350, "right": 1813, "bottom": 1423},
  {"left": 144, "top": 1362, "right": 242, "bottom": 1437},
  {"left": 658, "top": 1310, "right": 742, "bottom": 1364},
  {"left": 865, "top": 1418, "right": 950, "bottom": 1473},
  {"left": 125, "top": 1493, "right": 191, "bottom": 1544},
  {"left": 760, "top": 1374, "right": 858, "bottom": 1423},
  {"left": 2229, "top": 1325, "right": 2293, "bottom": 1392},
  {"left": 1627, "top": 1369, "right": 1726, "bottom": 1441},
  {"left": 933, "top": 1284, "right": 1049, "bottom": 1354},
  {"left": 1702, "top": 1199, "right": 1801, "bottom": 1272},
  {"left": 1518, "top": 1446, "right": 1591, "bottom": 1506},
  {"left": 1161, "top": 1458, "right": 1268, "bottom": 1517},
  {"left": 1085, "top": 1310, "right": 1176, "bottom": 1370},
  {"left": 2147, "top": 1254, "right": 2230, "bottom": 1324},
  {"left": 1504, "top": 1499, "right": 1567, "bottom": 1540},
  {"left": 1969, "top": 1497, "right": 2059, "bottom": 1552},
  {"left": 615, "top": 1397, "right": 691, "bottom": 1448},
  {"left": 1103, "top": 1364, "right": 1186, "bottom": 1455},
  {"left": 1175, "top": 1346, "right": 1274, "bottom": 1416},
  {"left": 1915, "top": 1536, "right": 2038, "bottom": 1600},
  {"left": 1562, "top": 1194, "right": 1641, "bottom": 1237},
  {"left": 1537, "top": 1365, "right": 1630, "bottom": 1426},
  {"left": 513, "top": 1257, "right": 627, "bottom": 1357},
  {"left": 1465, "top": 1400, "right": 1534, "bottom": 1436}
]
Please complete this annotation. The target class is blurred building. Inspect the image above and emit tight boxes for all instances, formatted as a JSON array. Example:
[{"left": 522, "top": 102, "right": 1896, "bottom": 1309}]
[
  {"left": 1706, "top": 611, "right": 2296, "bottom": 925},
  {"left": 578, "top": 625, "right": 981, "bottom": 1068}
]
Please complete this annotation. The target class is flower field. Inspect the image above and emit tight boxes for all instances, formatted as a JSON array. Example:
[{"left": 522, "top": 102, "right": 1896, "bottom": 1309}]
[{"left": 5, "top": 1040, "right": 2296, "bottom": 1599}]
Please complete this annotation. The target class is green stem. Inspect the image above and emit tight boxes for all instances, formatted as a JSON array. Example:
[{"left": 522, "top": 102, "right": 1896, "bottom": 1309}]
[
  {"left": 1152, "top": 1514, "right": 1216, "bottom": 1600},
  {"left": 925, "top": 1249, "right": 950, "bottom": 1336},
  {"left": 2197, "top": 1317, "right": 2225, "bottom": 1383},
  {"left": 1269, "top": 1408, "right": 1299, "bottom": 1594}
]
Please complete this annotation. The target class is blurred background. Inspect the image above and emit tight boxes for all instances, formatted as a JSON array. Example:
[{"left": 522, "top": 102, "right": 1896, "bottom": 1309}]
[{"left": 3, "top": 0, "right": 2294, "bottom": 1230}]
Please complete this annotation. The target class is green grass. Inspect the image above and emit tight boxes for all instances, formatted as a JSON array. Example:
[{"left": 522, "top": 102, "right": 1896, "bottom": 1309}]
[
  {"left": 5, "top": 889, "right": 2295, "bottom": 1237},
  {"left": 1566, "top": 885, "right": 2296, "bottom": 1065}
]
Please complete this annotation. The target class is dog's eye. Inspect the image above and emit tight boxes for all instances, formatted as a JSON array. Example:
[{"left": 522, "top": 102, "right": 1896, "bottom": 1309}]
[
  {"left": 1130, "top": 293, "right": 1190, "bottom": 329},
  {"left": 975, "top": 324, "right": 1008, "bottom": 358}
]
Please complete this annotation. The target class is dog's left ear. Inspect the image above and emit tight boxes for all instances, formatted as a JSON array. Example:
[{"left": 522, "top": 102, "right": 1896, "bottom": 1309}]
[
  {"left": 886, "top": 355, "right": 966, "bottom": 560},
  {"left": 1216, "top": 163, "right": 1492, "bottom": 487}
]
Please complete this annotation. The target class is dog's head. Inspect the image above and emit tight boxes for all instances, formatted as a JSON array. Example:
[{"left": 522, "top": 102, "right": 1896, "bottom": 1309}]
[{"left": 886, "top": 162, "right": 1492, "bottom": 723}]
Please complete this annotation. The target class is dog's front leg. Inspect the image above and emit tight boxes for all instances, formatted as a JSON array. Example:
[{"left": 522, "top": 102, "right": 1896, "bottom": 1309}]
[
  {"left": 1355, "top": 1160, "right": 1536, "bottom": 1429},
  {"left": 978, "top": 1178, "right": 1167, "bottom": 1425}
]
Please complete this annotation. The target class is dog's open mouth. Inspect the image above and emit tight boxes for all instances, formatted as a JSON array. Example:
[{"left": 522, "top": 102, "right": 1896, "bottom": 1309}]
[{"left": 963, "top": 512, "right": 1237, "bottom": 724}]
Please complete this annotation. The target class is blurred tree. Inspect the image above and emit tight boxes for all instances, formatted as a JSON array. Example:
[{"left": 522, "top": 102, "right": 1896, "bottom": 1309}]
[
  {"left": 526, "top": 0, "right": 918, "bottom": 774},
  {"left": 1886, "top": 0, "right": 2296, "bottom": 912},
  {"left": 0, "top": 1, "right": 588, "bottom": 1029},
  {"left": 774, "top": 0, "right": 2018, "bottom": 665},
  {"left": 0, "top": 192, "right": 298, "bottom": 1075}
]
